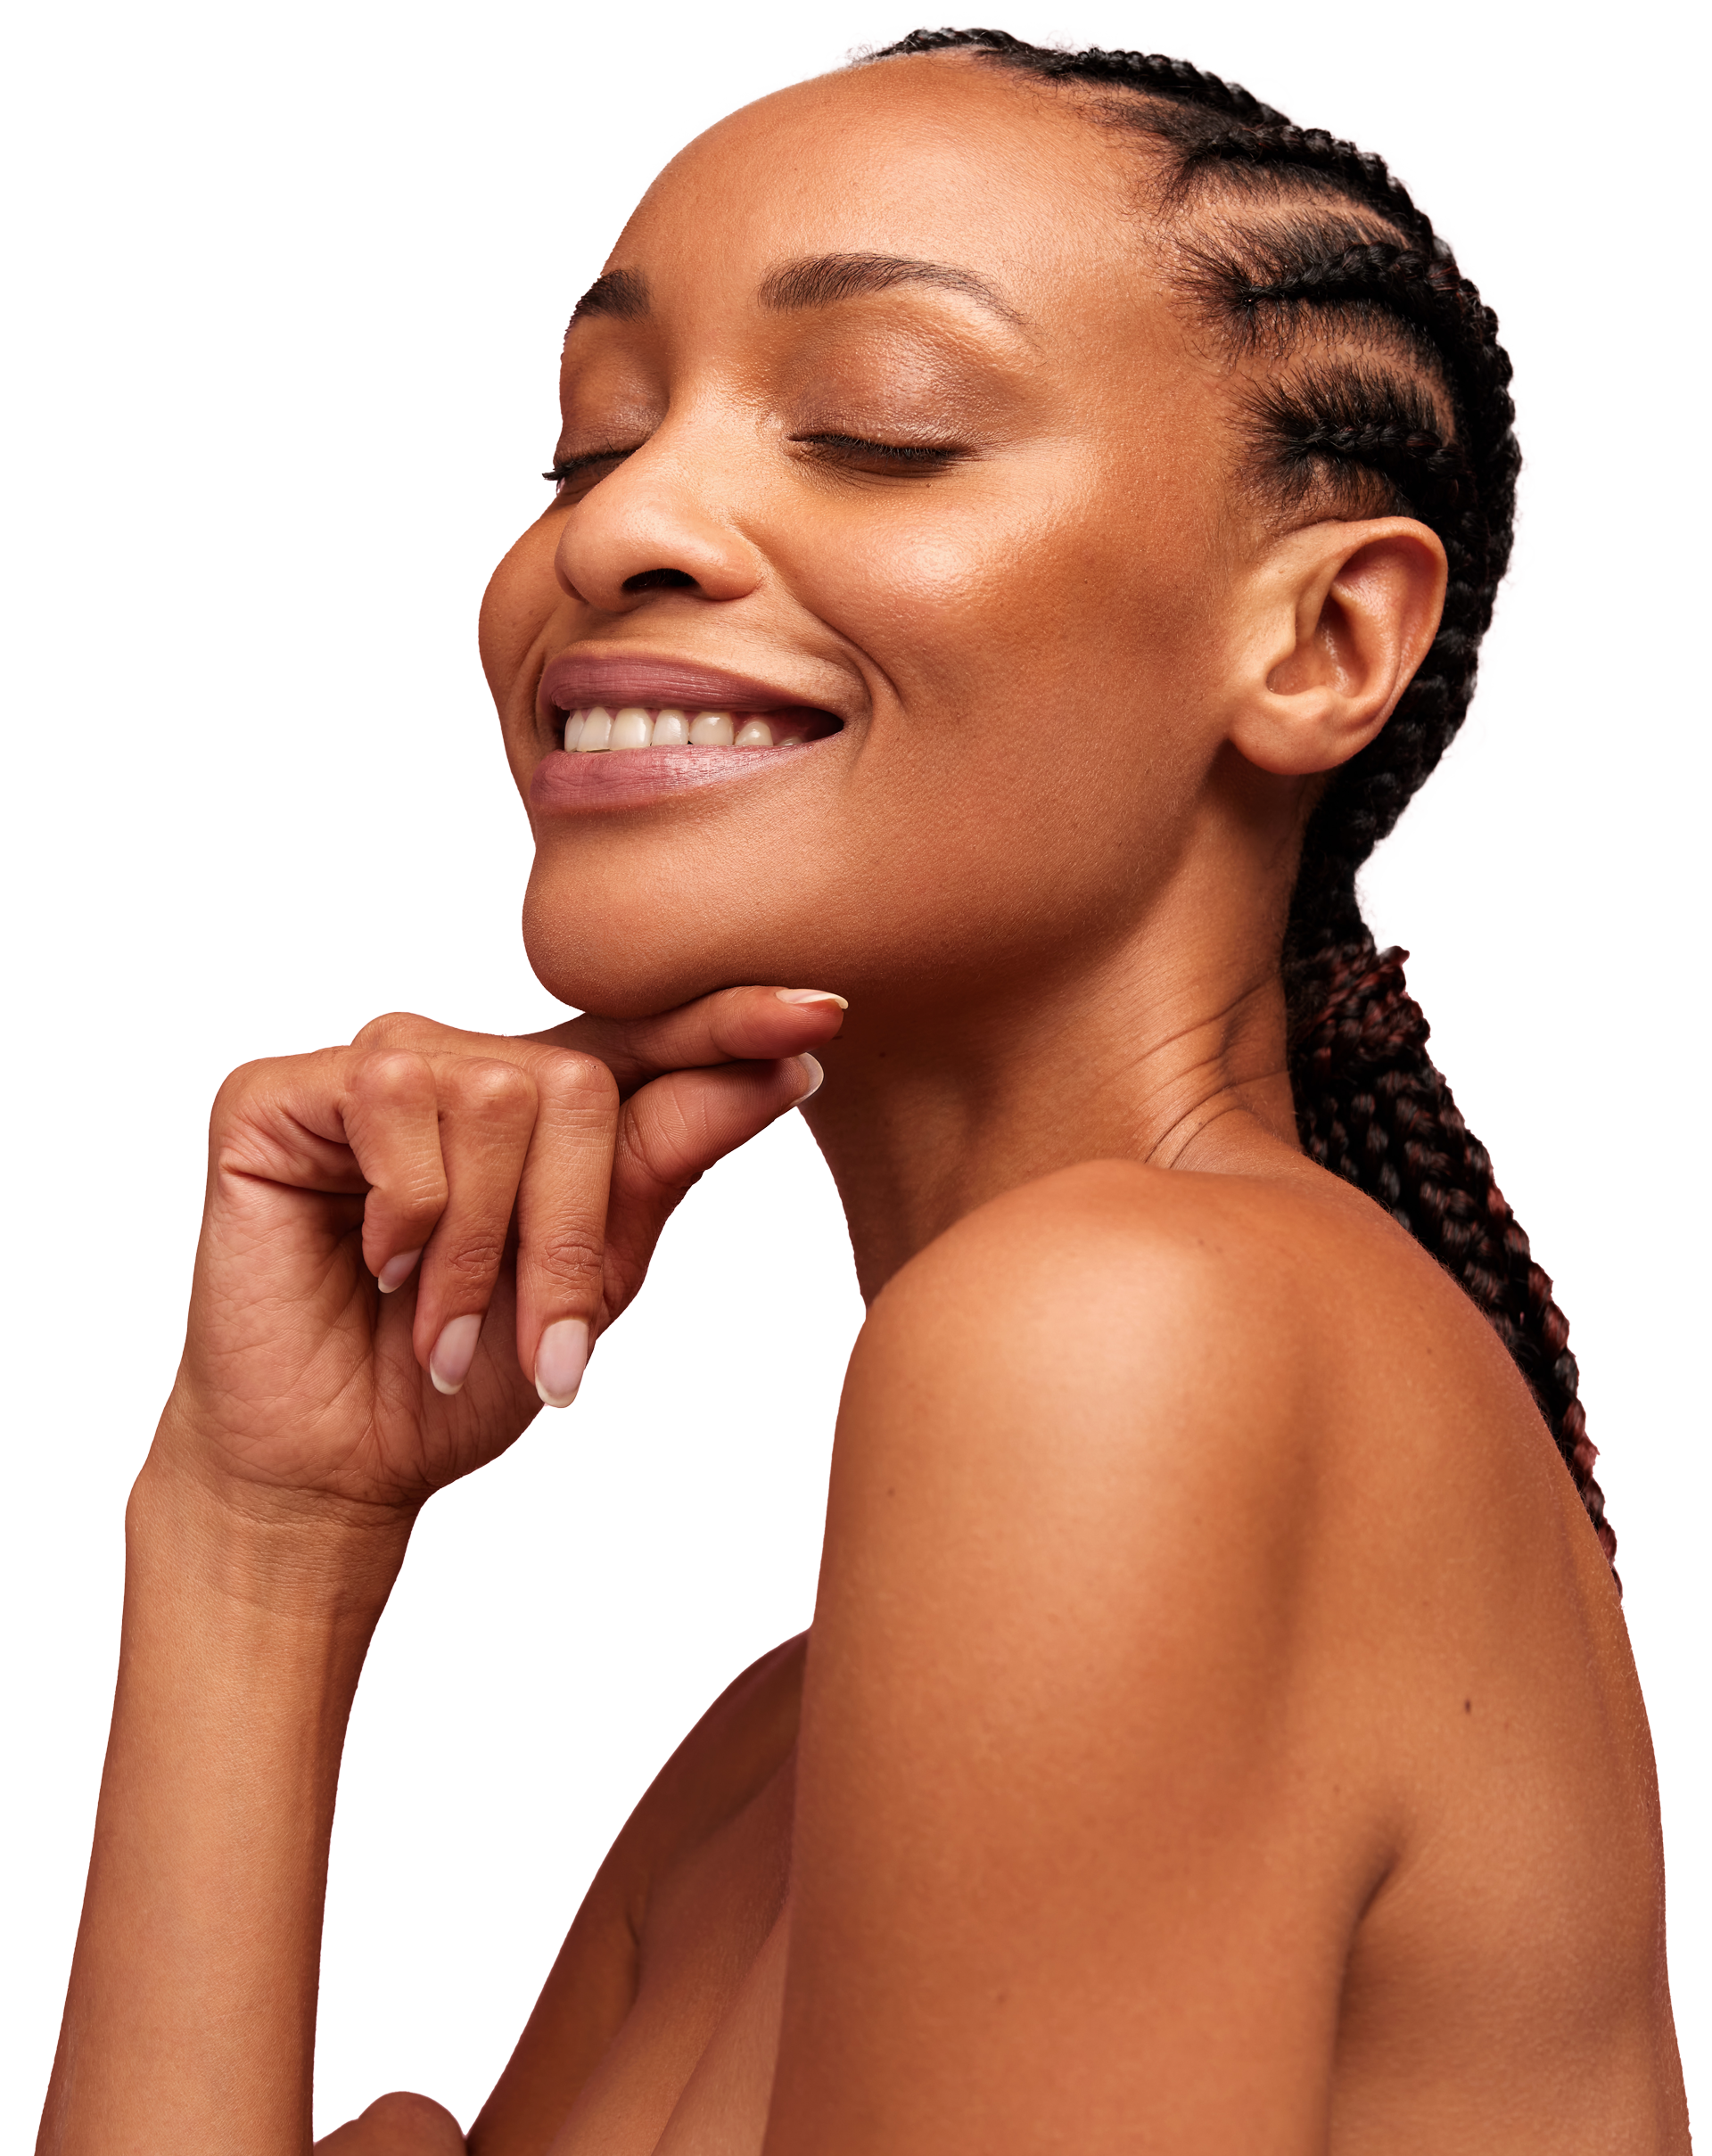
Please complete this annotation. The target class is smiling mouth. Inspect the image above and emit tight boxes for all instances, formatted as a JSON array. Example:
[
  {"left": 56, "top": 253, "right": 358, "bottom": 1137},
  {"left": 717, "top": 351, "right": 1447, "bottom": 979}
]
[{"left": 556, "top": 703, "right": 841, "bottom": 752}]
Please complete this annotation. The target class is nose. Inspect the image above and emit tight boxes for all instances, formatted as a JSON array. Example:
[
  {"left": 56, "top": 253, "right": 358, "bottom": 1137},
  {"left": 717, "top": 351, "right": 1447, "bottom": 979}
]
[{"left": 554, "top": 437, "right": 764, "bottom": 614}]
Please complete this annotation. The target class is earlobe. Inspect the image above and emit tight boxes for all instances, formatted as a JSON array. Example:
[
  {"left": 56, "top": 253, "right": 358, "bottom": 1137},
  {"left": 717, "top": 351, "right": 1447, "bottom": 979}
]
[{"left": 1230, "top": 518, "right": 1449, "bottom": 779}]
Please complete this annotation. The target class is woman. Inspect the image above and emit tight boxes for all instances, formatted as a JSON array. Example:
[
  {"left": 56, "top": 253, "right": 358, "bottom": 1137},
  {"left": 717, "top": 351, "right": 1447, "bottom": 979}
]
[{"left": 38, "top": 28, "right": 1689, "bottom": 2153}]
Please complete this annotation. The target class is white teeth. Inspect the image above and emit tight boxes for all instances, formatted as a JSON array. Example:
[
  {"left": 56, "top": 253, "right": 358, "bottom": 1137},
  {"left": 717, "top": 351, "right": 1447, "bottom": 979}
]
[{"left": 560, "top": 704, "right": 818, "bottom": 757}]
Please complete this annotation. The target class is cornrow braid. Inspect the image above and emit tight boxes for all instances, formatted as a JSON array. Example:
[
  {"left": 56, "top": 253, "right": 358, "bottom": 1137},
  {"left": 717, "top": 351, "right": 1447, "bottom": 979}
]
[
  {"left": 1174, "top": 127, "right": 1439, "bottom": 255},
  {"left": 1293, "top": 944, "right": 1615, "bottom": 1568},
  {"left": 868, "top": 29, "right": 1615, "bottom": 1569},
  {"left": 876, "top": 26, "right": 1289, "bottom": 125}
]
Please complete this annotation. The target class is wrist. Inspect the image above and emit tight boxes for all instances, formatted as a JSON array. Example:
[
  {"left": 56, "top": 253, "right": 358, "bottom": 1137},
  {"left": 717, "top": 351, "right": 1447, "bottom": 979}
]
[{"left": 128, "top": 1443, "right": 416, "bottom": 1629}]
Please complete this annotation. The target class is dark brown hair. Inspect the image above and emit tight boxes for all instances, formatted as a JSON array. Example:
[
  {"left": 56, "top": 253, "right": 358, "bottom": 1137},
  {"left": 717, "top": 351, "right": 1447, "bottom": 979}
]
[{"left": 870, "top": 29, "right": 1616, "bottom": 1569}]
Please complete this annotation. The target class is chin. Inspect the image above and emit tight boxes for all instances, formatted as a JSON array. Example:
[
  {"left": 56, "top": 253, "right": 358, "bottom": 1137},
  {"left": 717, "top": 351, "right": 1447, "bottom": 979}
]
[{"left": 523, "top": 868, "right": 814, "bottom": 1019}]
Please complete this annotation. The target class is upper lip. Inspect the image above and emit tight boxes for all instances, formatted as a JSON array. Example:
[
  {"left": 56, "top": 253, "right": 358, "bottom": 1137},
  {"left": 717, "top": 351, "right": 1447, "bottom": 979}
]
[{"left": 536, "top": 650, "right": 844, "bottom": 726}]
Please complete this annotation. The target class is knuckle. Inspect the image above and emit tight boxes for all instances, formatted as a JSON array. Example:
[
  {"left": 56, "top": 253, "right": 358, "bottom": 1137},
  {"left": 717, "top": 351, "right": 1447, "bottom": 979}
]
[
  {"left": 352, "top": 1049, "right": 434, "bottom": 1106},
  {"left": 351, "top": 1009, "right": 434, "bottom": 1049},
  {"left": 540, "top": 1049, "right": 620, "bottom": 1110},
  {"left": 534, "top": 1225, "right": 606, "bottom": 1286},
  {"left": 210, "top": 1056, "right": 270, "bottom": 1116},
  {"left": 436, "top": 1230, "right": 509, "bottom": 1286},
  {"left": 448, "top": 1057, "right": 537, "bottom": 1119},
  {"left": 382, "top": 1169, "right": 449, "bottom": 1224},
  {"left": 621, "top": 1088, "right": 707, "bottom": 1191},
  {"left": 210, "top": 1048, "right": 327, "bottom": 1126}
]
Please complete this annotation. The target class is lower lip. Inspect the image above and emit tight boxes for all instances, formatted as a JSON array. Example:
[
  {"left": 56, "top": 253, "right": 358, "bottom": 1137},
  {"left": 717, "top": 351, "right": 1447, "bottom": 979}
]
[{"left": 530, "top": 736, "right": 835, "bottom": 814}]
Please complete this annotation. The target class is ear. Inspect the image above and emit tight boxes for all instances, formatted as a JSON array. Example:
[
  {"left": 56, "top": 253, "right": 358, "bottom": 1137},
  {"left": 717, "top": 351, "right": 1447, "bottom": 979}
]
[{"left": 1225, "top": 518, "right": 1448, "bottom": 778}]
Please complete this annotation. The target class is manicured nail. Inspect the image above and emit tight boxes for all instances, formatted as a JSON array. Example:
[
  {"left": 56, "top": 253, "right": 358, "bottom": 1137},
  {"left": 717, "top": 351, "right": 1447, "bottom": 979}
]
[
  {"left": 794, "top": 1054, "right": 824, "bottom": 1102},
  {"left": 535, "top": 1318, "right": 590, "bottom": 1409},
  {"left": 775, "top": 988, "right": 848, "bottom": 1010},
  {"left": 429, "top": 1313, "right": 483, "bottom": 1395},
  {"left": 377, "top": 1247, "right": 423, "bottom": 1294}
]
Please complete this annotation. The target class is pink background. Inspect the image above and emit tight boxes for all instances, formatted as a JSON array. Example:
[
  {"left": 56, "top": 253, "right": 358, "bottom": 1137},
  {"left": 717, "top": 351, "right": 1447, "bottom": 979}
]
[{"left": 39, "top": 16, "right": 1664, "bottom": 2138}]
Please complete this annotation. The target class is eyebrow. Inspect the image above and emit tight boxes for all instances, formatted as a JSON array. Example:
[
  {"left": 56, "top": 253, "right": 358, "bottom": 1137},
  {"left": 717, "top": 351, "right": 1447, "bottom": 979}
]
[
  {"left": 571, "top": 267, "right": 650, "bottom": 323},
  {"left": 758, "top": 251, "right": 1025, "bottom": 327},
  {"left": 566, "top": 251, "right": 1026, "bottom": 333}
]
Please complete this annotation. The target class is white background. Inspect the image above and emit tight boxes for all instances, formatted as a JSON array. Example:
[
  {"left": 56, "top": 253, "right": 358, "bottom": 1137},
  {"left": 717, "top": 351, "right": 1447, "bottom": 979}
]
[
  {"left": 366, "top": 1656, "right": 506, "bottom": 2061},
  {"left": 4, "top": 0, "right": 1705, "bottom": 2137}
]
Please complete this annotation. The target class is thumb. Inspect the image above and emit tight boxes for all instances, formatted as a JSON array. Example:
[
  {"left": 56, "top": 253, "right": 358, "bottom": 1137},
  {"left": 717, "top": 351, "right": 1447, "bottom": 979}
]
[
  {"left": 598, "top": 1051, "right": 826, "bottom": 1312},
  {"left": 531, "top": 983, "right": 846, "bottom": 1096}
]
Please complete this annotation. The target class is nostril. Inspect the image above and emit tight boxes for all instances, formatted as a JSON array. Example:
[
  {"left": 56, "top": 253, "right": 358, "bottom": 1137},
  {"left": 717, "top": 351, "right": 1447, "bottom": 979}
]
[{"left": 622, "top": 567, "right": 698, "bottom": 595}]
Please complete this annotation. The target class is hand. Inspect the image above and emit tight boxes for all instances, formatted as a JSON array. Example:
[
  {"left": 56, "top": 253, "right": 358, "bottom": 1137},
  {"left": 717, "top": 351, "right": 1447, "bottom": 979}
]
[{"left": 152, "top": 985, "right": 845, "bottom": 1525}]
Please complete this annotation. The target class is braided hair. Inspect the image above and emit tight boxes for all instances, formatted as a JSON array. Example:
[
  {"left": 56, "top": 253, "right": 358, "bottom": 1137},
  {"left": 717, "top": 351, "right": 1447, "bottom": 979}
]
[{"left": 868, "top": 29, "right": 1616, "bottom": 1569}]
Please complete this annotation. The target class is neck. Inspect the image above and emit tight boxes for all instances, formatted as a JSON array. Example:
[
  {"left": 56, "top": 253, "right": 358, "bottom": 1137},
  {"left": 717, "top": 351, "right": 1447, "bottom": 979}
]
[{"left": 800, "top": 934, "right": 1303, "bottom": 1304}]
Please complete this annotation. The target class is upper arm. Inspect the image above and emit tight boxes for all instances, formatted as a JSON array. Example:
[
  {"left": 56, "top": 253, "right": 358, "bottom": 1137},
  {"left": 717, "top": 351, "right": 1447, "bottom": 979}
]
[
  {"left": 765, "top": 1170, "right": 1370, "bottom": 2155},
  {"left": 469, "top": 1636, "right": 805, "bottom": 2156}
]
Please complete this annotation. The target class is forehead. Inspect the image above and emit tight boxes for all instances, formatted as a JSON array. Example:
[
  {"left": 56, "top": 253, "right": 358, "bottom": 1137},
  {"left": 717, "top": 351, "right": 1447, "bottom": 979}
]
[{"left": 604, "top": 56, "right": 1169, "bottom": 335}]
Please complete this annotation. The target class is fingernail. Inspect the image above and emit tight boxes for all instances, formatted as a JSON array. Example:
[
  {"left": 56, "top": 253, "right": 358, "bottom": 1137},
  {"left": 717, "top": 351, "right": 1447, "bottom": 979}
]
[
  {"left": 794, "top": 1053, "right": 824, "bottom": 1102},
  {"left": 535, "top": 1318, "right": 590, "bottom": 1409},
  {"left": 377, "top": 1247, "right": 423, "bottom": 1294},
  {"left": 429, "top": 1313, "right": 483, "bottom": 1395},
  {"left": 775, "top": 988, "right": 848, "bottom": 1010}
]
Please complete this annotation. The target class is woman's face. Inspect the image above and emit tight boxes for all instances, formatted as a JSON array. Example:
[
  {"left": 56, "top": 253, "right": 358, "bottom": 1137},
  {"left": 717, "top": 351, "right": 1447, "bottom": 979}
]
[{"left": 482, "top": 55, "right": 1261, "bottom": 1021}]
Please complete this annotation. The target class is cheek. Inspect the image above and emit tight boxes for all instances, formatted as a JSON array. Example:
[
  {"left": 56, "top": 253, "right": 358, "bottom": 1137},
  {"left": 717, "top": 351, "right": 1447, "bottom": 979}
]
[
  {"left": 781, "top": 454, "right": 1215, "bottom": 725},
  {"left": 478, "top": 519, "right": 564, "bottom": 704},
  {"left": 517, "top": 450, "right": 1232, "bottom": 1017}
]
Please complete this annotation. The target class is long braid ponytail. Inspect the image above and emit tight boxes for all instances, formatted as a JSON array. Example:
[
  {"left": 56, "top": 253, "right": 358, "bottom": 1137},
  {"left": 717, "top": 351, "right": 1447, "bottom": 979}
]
[{"left": 871, "top": 29, "right": 1616, "bottom": 1568}]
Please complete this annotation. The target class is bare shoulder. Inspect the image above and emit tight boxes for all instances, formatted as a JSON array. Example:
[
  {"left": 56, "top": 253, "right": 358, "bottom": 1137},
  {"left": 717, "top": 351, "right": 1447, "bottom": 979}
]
[
  {"left": 775, "top": 1156, "right": 1680, "bottom": 2148},
  {"left": 831, "top": 1152, "right": 1634, "bottom": 1797},
  {"left": 870, "top": 1148, "right": 1511, "bottom": 1387},
  {"left": 847, "top": 1153, "right": 1603, "bottom": 1602},
  {"left": 470, "top": 1634, "right": 804, "bottom": 2153},
  {"left": 838, "top": 1161, "right": 1333, "bottom": 1627},
  {"left": 827, "top": 1161, "right": 1392, "bottom": 1754}
]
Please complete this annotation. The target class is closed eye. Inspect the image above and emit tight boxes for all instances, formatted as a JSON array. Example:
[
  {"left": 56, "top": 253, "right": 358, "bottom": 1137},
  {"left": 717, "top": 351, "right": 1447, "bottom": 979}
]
[
  {"left": 544, "top": 432, "right": 968, "bottom": 493},
  {"left": 790, "top": 432, "right": 967, "bottom": 473},
  {"left": 543, "top": 447, "right": 641, "bottom": 489}
]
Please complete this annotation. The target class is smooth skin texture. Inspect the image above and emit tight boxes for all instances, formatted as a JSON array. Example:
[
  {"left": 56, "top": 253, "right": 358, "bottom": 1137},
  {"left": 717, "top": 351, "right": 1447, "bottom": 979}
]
[{"left": 40, "top": 47, "right": 1687, "bottom": 2156}]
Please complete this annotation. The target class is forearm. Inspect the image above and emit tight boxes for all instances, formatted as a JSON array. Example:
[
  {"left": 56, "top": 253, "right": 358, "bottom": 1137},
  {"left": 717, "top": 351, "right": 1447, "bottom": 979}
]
[{"left": 39, "top": 1452, "right": 414, "bottom": 2156}]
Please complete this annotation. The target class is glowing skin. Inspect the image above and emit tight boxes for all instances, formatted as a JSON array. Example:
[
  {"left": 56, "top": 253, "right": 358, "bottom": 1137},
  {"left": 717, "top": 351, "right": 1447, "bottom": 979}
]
[
  {"left": 40, "top": 49, "right": 1684, "bottom": 2156},
  {"left": 477, "top": 60, "right": 1455, "bottom": 1298}
]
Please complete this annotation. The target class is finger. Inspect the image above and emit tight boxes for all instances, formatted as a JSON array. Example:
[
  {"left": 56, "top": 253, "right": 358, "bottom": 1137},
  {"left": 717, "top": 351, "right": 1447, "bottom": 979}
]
[
  {"left": 600, "top": 1054, "right": 822, "bottom": 1313},
  {"left": 514, "top": 1050, "right": 621, "bottom": 1408},
  {"left": 338, "top": 1051, "right": 451, "bottom": 1288},
  {"left": 409, "top": 1057, "right": 539, "bottom": 1395},
  {"left": 312, "top": 2092, "right": 465, "bottom": 2155},
  {"left": 531, "top": 984, "right": 847, "bottom": 1095}
]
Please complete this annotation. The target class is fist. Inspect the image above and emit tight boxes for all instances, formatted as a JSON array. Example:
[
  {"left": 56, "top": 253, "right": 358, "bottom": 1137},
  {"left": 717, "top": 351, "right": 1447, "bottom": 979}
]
[{"left": 156, "top": 986, "right": 845, "bottom": 1518}]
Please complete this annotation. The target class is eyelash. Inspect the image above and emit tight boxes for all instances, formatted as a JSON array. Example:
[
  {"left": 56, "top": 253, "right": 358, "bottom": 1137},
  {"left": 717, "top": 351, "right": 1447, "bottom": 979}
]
[
  {"left": 541, "top": 434, "right": 965, "bottom": 489},
  {"left": 543, "top": 449, "right": 633, "bottom": 485},
  {"left": 791, "top": 432, "right": 963, "bottom": 470}
]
